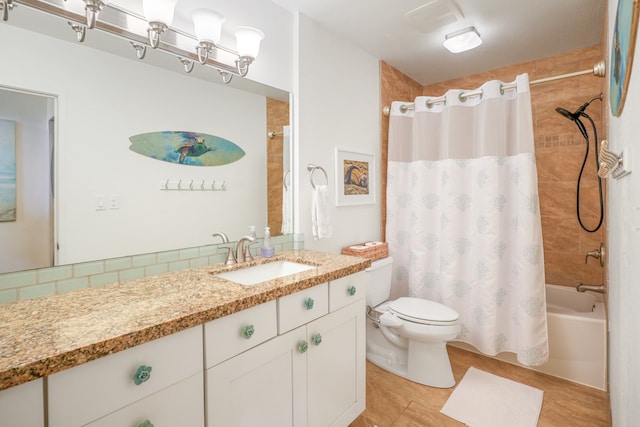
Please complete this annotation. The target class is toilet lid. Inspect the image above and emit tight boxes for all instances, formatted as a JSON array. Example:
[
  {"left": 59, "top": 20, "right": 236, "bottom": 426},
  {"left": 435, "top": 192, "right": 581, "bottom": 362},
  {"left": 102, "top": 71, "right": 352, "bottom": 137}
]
[{"left": 389, "top": 297, "right": 459, "bottom": 325}]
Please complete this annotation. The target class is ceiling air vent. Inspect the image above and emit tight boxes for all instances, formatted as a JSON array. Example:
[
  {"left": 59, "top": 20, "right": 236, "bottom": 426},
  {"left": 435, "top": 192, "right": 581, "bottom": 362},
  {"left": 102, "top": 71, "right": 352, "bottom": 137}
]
[{"left": 404, "top": 0, "right": 464, "bottom": 34}]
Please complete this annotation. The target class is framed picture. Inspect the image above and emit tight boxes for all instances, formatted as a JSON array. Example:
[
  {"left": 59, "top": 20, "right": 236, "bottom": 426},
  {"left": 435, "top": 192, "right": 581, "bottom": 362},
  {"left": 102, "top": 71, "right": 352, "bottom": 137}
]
[
  {"left": 335, "top": 147, "right": 375, "bottom": 206},
  {"left": 610, "top": 0, "right": 640, "bottom": 116}
]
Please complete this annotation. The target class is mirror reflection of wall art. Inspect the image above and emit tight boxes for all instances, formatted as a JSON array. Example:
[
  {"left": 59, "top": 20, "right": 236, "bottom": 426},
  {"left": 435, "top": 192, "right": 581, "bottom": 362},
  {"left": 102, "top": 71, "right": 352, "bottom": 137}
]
[
  {"left": 129, "top": 131, "right": 245, "bottom": 166},
  {"left": 610, "top": 0, "right": 640, "bottom": 116},
  {"left": 0, "top": 119, "right": 16, "bottom": 222},
  {"left": 335, "top": 147, "right": 375, "bottom": 206}
]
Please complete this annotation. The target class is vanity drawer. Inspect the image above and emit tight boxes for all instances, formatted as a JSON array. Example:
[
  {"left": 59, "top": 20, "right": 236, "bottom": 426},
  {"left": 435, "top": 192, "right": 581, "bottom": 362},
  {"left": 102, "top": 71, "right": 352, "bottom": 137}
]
[
  {"left": 278, "top": 282, "right": 329, "bottom": 333},
  {"left": 85, "top": 372, "right": 204, "bottom": 427},
  {"left": 48, "top": 325, "right": 203, "bottom": 427},
  {"left": 329, "top": 272, "right": 366, "bottom": 312},
  {"left": 205, "top": 300, "right": 277, "bottom": 367}
]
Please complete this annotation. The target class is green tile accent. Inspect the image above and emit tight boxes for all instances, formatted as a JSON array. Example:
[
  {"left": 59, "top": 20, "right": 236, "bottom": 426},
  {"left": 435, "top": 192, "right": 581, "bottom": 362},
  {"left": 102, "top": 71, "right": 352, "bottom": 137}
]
[
  {"left": 132, "top": 253, "right": 156, "bottom": 267},
  {"left": 119, "top": 267, "right": 145, "bottom": 281},
  {"left": 90, "top": 272, "right": 119, "bottom": 287},
  {"left": 179, "top": 247, "right": 200, "bottom": 260},
  {"left": 74, "top": 261, "right": 105, "bottom": 277},
  {"left": 208, "top": 253, "right": 228, "bottom": 265},
  {"left": 145, "top": 263, "right": 168, "bottom": 276},
  {"left": 0, "top": 289, "right": 17, "bottom": 304},
  {"left": 104, "top": 257, "right": 132, "bottom": 272},
  {"left": 57, "top": 277, "right": 89, "bottom": 293},
  {"left": 157, "top": 250, "right": 180, "bottom": 263},
  {"left": 19, "top": 283, "right": 56, "bottom": 300},
  {"left": 199, "top": 245, "right": 218, "bottom": 257},
  {"left": 38, "top": 265, "right": 73, "bottom": 283},
  {"left": 169, "top": 260, "right": 190, "bottom": 272},
  {"left": 0, "top": 270, "right": 37, "bottom": 290},
  {"left": 189, "top": 257, "right": 209, "bottom": 268}
]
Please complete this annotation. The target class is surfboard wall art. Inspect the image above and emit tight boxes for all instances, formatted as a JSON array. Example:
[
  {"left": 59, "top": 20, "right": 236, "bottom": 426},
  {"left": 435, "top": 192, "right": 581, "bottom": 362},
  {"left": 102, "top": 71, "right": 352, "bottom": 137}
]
[{"left": 129, "top": 131, "right": 245, "bottom": 166}]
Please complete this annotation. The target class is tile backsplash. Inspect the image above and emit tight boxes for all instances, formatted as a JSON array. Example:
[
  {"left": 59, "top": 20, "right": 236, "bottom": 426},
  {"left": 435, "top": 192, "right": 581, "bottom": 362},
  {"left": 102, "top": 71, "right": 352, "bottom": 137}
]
[{"left": 0, "top": 234, "right": 297, "bottom": 304}]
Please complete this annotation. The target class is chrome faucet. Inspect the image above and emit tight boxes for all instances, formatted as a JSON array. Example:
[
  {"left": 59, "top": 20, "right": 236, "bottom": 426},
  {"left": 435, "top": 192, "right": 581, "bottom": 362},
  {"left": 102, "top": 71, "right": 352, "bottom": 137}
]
[
  {"left": 211, "top": 232, "right": 229, "bottom": 243},
  {"left": 212, "top": 232, "right": 236, "bottom": 266},
  {"left": 235, "top": 235, "right": 256, "bottom": 264}
]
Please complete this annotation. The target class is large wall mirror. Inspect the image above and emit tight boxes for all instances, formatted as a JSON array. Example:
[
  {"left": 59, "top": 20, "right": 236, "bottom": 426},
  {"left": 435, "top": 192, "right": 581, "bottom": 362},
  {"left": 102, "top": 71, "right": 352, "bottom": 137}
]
[{"left": 0, "top": 3, "right": 292, "bottom": 275}]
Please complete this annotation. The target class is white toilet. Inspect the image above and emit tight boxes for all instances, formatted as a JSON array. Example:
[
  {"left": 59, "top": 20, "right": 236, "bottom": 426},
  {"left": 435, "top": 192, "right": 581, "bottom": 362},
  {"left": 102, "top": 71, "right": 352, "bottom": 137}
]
[{"left": 365, "top": 257, "right": 461, "bottom": 388}]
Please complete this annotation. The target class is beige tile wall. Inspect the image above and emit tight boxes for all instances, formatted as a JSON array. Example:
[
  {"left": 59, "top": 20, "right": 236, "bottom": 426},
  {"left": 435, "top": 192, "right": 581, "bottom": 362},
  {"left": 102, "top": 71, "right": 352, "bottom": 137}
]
[
  {"left": 381, "top": 45, "right": 606, "bottom": 288},
  {"left": 266, "top": 97, "right": 290, "bottom": 235}
]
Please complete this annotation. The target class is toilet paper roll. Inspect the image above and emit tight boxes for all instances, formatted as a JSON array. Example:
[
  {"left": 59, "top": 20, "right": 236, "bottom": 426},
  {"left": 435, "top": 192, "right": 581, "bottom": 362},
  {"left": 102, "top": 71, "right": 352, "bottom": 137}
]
[
  {"left": 364, "top": 241, "right": 382, "bottom": 246},
  {"left": 350, "top": 245, "right": 368, "bottom": 250}
]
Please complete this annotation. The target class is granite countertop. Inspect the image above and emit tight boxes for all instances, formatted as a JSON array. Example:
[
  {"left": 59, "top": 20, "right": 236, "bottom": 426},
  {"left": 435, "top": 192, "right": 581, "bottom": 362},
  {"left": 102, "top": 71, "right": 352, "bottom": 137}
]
[{"left": 0, "top": 250, "right": 371, "bottom": 391}]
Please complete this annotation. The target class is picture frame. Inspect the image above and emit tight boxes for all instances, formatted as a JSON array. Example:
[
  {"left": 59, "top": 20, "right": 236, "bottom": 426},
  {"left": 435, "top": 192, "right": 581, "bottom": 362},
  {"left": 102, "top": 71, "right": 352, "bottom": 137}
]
[
  {"left": 335, "top": 147, "right": 375, "bottom": 206},
  {"left": 610, "top": 0, "right": 640, "bottom": 116}
]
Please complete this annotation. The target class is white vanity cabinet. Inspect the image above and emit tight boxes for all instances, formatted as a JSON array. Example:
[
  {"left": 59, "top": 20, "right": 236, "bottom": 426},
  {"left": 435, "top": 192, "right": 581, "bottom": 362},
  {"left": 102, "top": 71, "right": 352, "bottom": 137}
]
[
  {"left": 205, "top": 272, "right": 366, "bottom": 427},
  {"left": 0, "top": 378, "right": 44, "bottom": 427},
  {"left": 307, "top": 273, "right": 366, "bottom": 427},
  {"left": 47, "top": 325, "right": 204, "bottom": 427}
]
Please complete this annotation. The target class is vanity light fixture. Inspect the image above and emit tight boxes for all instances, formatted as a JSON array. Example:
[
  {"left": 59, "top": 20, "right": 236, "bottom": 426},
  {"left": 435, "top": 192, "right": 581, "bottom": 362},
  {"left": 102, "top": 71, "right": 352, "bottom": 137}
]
[
  {"left": 443, "top": 26, "right": 482, "bottom": 53},
  {"left": 192, "top": 8, "right": 225, "bottom": 64},
  {"left": 234, "top": 26, "right": 265, "bottom": 77},
  {"left": 82, "top": 0, "right": 108, "bottom": 29},
  {"left": 142, "top": 0, "right": 179, "bottom": 49},
  {"left": 10, "top": 0, "right": 266, "bottom": 84}
]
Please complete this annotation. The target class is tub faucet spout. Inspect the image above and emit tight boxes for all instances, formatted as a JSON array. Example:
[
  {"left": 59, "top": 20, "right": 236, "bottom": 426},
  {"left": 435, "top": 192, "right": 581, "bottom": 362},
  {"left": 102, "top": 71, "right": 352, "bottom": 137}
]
[{"left": 576, "top": 283, "right": 605, "bottom": 294}]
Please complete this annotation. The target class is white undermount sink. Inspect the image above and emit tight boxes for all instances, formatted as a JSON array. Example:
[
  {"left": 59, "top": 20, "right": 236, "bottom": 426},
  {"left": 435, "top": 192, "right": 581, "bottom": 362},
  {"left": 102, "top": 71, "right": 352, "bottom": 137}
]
[{"left": 215, "top": 261, "right": 316, "bottom": 286}]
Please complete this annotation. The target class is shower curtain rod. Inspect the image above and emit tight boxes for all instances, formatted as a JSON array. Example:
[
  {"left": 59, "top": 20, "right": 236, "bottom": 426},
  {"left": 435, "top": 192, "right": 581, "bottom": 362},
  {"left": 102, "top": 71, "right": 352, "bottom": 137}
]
[{"left": 382, "top": 59, "right": 606, "bottom": 116}]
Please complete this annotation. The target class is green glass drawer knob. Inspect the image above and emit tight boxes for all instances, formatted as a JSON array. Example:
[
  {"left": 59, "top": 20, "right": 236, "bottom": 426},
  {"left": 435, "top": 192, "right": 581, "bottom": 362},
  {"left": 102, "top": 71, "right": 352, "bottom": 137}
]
[
  {"left": 133, "top": 365, "right": 152, "bottom": 385},
  {"left": 298, "top": 340, "right": 309, "bottom": 353},
  {"left": 305, "top": 297, "right": 314, "bottom": 310},
  {"left": 312, "top": 333, "right": 322, "bottom": 346},
  {"left": 242, "top": 324, "right": 255, "bottom": 339},
  {"left": 348, "top": 285, "right": 357, "bottom": 296},
  {"left": 137, "top": 420, "right": 154, "bottom": 427}
]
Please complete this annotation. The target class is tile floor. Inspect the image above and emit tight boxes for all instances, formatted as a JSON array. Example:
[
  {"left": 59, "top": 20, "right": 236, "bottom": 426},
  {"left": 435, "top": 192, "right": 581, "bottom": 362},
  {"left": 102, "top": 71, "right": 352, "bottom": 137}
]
[{"left": 350, "top": 345, "right": 610, "bottom": 427}]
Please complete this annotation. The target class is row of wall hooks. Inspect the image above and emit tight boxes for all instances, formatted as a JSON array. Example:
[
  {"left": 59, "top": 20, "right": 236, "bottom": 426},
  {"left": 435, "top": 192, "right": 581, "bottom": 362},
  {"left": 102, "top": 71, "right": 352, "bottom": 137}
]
[{"left": 160, "top": 179, "right": 226, "bottom": 191}]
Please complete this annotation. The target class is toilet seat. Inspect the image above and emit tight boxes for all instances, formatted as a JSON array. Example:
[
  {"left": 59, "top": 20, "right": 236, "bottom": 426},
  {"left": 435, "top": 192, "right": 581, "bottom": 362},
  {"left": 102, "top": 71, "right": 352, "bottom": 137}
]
[{"left": 388, "top": 297, "right": 459, "bottom": 326}]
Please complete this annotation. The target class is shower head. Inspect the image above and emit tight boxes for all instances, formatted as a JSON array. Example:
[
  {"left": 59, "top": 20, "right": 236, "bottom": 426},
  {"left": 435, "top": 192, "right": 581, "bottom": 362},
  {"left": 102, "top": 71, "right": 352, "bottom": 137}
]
[
  {"left": 555, "top": 107, "right": 577, "bottom": 120},
  {"left": 556, "top": 93, "right": 603, "bottom": 140},
  {"left": 555, "top": 93, "right": 603, "bottom": 121}
]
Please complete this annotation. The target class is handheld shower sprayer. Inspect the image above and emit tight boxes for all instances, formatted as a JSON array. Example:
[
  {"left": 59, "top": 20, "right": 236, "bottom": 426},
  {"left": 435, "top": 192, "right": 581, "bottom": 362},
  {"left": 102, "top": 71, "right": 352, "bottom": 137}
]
[
  {"left": 555, "top": 93, "right": 603, "bottom": 139},
  {"left": 555, "top": 93, "right": 604, "bottom": 233}
]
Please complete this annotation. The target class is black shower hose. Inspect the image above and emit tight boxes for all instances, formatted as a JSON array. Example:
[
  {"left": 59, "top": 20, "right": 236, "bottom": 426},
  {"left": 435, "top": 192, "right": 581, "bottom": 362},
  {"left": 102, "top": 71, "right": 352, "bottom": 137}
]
[{"left": 575, "top": 112, "right": 604, "bottom": 232}]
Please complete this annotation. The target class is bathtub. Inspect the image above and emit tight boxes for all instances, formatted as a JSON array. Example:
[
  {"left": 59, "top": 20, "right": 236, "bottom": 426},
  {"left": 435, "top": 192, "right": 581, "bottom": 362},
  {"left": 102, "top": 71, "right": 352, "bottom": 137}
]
[{"left": 452, "top": 284, "right": 607, "bottom": 390}]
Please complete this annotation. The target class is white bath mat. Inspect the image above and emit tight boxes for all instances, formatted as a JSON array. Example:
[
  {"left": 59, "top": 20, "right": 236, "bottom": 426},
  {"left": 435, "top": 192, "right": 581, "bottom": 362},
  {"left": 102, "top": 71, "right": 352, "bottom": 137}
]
[{"left": 440, "top": 367, "right": 543, "bottom": 427}]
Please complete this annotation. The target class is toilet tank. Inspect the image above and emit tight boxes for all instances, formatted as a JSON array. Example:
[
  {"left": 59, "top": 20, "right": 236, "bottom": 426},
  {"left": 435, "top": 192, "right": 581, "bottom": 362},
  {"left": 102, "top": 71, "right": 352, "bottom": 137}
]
[{"left": 365, "top": 256, "right": 393, "bottom": 307}]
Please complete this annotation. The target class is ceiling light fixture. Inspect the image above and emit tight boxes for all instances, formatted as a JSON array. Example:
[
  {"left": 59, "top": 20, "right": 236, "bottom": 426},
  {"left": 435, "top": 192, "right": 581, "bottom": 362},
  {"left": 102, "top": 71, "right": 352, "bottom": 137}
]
[{"left": 443, "top": 26, "right": 482, "bottom": 53}]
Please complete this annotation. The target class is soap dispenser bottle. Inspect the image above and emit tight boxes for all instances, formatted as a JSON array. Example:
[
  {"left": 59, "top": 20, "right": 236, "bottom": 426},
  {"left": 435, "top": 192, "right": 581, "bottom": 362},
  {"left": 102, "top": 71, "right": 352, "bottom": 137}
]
[{"left": 261, "top": 226, "right": 274, "bottom": 258}]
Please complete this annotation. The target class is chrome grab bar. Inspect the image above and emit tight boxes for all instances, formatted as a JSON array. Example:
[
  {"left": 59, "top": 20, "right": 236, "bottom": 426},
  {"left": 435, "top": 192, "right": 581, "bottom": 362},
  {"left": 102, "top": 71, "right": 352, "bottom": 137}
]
[{"left": 576, "top": 283, "right": 605, "bottom": 294}]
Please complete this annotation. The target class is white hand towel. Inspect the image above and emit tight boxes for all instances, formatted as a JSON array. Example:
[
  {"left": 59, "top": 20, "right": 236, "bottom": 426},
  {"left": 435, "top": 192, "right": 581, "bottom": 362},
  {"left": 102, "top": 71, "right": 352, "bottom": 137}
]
[{"left": 312, "top": 184, "right": 332, "bottom": 240}]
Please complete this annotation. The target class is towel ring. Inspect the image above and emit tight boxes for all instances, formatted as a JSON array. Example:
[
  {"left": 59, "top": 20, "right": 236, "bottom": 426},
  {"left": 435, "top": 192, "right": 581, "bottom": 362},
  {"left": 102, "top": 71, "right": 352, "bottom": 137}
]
[{"left": 307, "top": 164, "right": 328, "bottom": 189}]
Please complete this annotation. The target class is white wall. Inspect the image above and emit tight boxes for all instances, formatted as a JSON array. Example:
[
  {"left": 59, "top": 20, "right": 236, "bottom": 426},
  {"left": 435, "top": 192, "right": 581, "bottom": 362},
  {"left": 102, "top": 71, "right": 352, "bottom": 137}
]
[
  {"left": 0, "top": 92, "right": 51, "bottom": 272},
  {"left": 1, "top": 23, "right": 276, "bottom": 264},
  {"left": 294, "top": 14, "right": 381, "bottom": 253},
  {"left": 606, "top": 1, "right": 640, "bottom": 424}
]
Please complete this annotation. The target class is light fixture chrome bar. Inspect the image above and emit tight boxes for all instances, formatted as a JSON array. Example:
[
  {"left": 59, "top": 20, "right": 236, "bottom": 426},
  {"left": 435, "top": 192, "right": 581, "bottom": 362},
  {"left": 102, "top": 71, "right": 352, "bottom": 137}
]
[{"left": 13, "top": 0, "right": 246, "bottom": 78}]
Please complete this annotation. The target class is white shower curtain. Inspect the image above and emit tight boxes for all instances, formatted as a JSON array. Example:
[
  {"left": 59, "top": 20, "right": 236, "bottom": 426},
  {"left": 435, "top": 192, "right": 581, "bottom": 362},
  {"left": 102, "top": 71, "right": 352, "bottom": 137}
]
[{"left": 386, "top": 74, "right": 548, "bottom": 366}]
